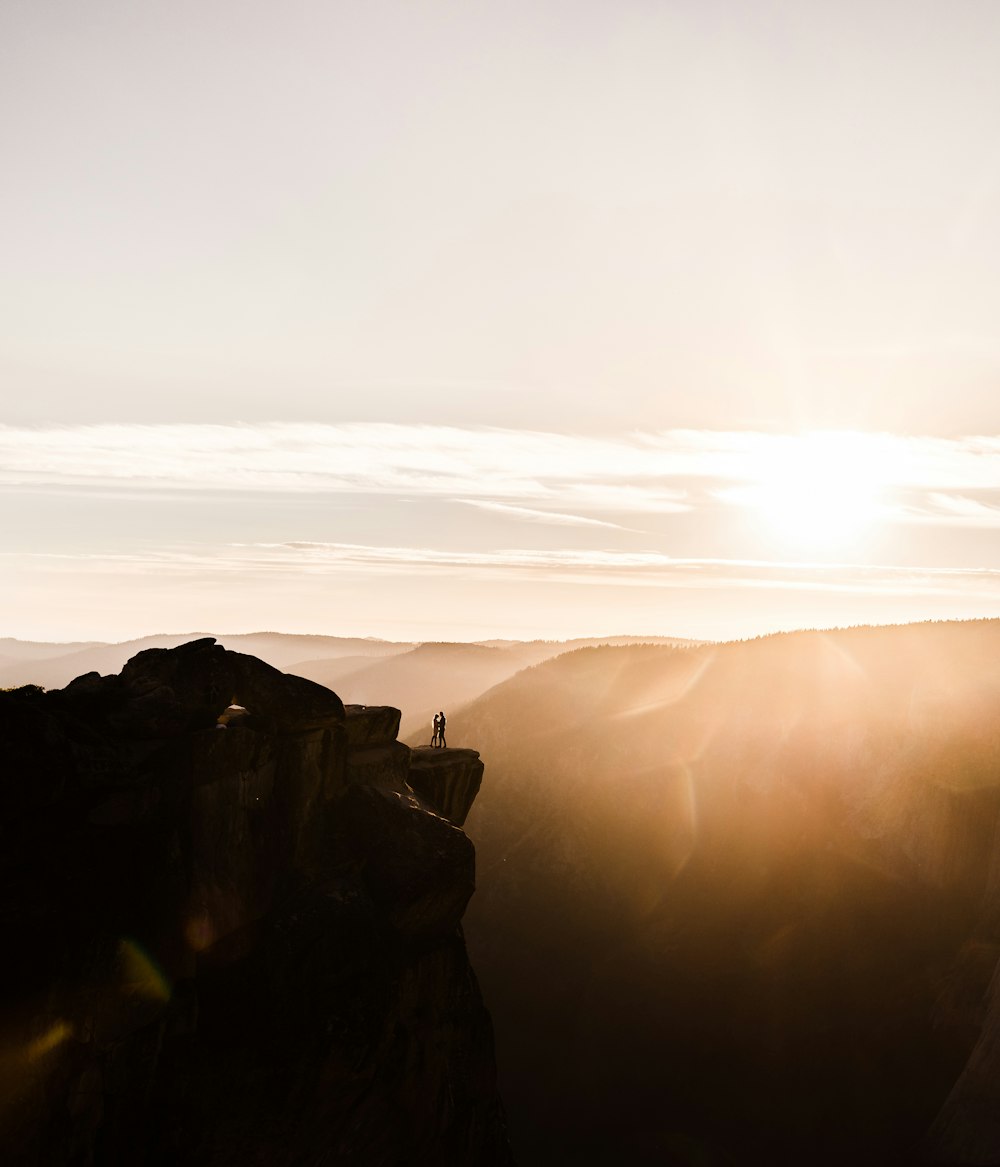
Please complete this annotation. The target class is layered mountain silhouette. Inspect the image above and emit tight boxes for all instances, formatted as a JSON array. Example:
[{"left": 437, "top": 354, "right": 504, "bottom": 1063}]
[
  {"left": 297, "top": 637, "right": 693, "bottom": 740},
  {"left": 460, "top": 620, "right": 1000, "bottom": 1166},
  {"left": 0, "top": 633, "right": 414, "bottom": 691},
  {"left": 1, "top": 633, "right": 694, "bottom": 739}
]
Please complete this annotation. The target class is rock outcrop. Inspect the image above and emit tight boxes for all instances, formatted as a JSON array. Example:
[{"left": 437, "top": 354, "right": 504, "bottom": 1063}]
[
  {"left": 408, "top": 748, "right": 485, "bottom": 827},
  {"left": 0, "top": 639, "right": 509, "bottom": 1166}
]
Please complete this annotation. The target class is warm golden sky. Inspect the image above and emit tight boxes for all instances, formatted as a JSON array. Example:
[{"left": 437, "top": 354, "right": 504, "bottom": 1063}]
[{"left": 4, "top": 2, "right": 1000, "bottom": 641}]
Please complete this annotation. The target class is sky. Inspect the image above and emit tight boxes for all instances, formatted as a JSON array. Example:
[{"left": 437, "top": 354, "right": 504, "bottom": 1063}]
[{"left": 4, "top": 0, "right": 1000, "bottom": 643}]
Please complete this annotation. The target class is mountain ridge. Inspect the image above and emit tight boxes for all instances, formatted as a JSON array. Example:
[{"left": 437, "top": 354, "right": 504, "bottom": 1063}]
[{"left": 460, "top": 618, "right": 1000, "bottom": 1166}]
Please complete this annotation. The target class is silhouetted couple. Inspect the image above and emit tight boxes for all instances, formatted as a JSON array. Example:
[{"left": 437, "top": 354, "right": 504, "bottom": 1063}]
[{"left": 431, "top": 710, "right": 447, "bottom": 748}]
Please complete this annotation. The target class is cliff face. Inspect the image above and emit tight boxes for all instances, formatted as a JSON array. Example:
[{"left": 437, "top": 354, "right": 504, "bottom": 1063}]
[{"left": 0, "top": 638, "right": 508, "bottom": 1166}]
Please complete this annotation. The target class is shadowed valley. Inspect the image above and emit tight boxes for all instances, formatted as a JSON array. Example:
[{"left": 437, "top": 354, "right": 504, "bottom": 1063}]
[{"left": 459, "top": 620, "right": 1000, "bottom": 1166}]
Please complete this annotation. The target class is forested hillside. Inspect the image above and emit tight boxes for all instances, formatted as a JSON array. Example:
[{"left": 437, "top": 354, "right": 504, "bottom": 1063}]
[{"left": 462, "top": 621, "right": 1000, "bottom": 1166}]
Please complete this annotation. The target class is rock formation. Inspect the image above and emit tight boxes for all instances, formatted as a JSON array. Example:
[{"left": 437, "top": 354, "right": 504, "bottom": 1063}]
[
  {"left": 0, "top": 639, "right": 510, "bottom": 1166},
  {"left": 407, "top": 749, "right": 485, "bottom": 828}
]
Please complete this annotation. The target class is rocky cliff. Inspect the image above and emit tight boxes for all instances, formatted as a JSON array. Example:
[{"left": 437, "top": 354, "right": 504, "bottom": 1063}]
[{"left": 0, "top": 638, "right": 509, "bottom": 1166}]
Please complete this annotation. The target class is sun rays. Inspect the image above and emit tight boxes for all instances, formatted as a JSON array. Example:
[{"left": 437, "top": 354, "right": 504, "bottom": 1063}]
[{"left": 719, "top": 431, "right": 911, "bottom": 553}]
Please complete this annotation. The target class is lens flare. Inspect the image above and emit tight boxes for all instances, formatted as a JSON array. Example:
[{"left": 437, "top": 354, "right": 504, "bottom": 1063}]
[
  {"left": 25, "top": 1020, "right": 74, "bottom": 1063},
  {"left": 118, "top": 939, "right": 172, "bottom": 1003}
]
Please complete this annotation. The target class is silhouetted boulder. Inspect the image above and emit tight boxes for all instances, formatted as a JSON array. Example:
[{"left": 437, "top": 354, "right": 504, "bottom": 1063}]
[
  {"left": 226, "top": 647, "right": 346, "bottom": 732},
  {"left": 344, "top": 702, "right": 403, "bottom": 747},
  {"left": 98, "top": 637, "right": 346, "bottom": 737}
]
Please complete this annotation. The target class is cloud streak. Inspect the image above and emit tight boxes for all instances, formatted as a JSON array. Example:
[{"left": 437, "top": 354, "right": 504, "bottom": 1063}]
[
  {"left": 917, "top": 492, "right": 1000, "bottom": 526},
  {"left": 455, "top": 499, "right": 644, "bottom": 531},
  {"left": 11, "top": 541, "right": 1000, "bottom": 602},
  {"left": 4, "top": 422, "right": 1000, "bottom": 528}
]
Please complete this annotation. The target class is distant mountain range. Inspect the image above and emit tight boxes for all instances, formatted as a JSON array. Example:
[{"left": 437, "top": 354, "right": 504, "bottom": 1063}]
[
  {"left": 0, "top": 632, "right": 696, "bottom": 739},
  {"left": 0, "top": 632, "right": 413, "bottom": 690}
]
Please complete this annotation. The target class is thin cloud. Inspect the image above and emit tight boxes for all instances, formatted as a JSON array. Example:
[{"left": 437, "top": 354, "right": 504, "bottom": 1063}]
[
  {"left": 0, "top": 422, "right": 689, "bottom": 513},
  {"left": 3, "top": 423, "right": 1000, "bottom": 528},
  {"left": 233, "top": 543, "right": 1000, "bottom": 598},
  {"left": 13, "top": 541, "right": 1000, "bottom": 603},
  {"left": 455, "top": 499, "right": 646, "bottom": 531},
  {"left": 918, "top": 492, "right": 1000, "bottom": 526}
]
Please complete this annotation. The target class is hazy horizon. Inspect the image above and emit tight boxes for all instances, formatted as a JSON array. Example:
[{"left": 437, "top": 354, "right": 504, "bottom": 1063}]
[
  {"left": 8, "top": 614, "right": 1000, "bottom": 652},
  {"left": 5, "top": 2, "right": 1000, "bottom": 642}
]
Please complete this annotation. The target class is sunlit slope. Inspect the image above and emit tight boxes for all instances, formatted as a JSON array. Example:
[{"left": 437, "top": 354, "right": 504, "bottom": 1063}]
[
  {"left": 297, "top": 637, "right": 694, "bottom": 741},
  {"left": 298, "top": 642, "right": 565, "bottom": 740},
  {"left": 462, "top": 621, "right": 1000, "bottom": 1167}
]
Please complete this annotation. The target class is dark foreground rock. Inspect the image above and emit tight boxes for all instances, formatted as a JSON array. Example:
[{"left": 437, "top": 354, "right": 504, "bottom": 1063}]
[
  {"left": 0, "top": 640, "right": 511, "bottom": 1167},
  {"left": 408, "top": 748, "right": 485, "bottom": 827}
]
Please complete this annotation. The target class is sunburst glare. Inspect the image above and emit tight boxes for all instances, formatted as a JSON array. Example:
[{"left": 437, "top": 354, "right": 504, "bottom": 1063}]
[{"left": 725, "top": 431, "right": 905, "bottom": 553}]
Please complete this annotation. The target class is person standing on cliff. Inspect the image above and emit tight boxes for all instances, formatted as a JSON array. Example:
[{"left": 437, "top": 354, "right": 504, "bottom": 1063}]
[
  {"left": 431, "top": 711, "right": 441, "bottom": 748},
  {"left": 437, "top": 710, "right": 446, "bottom": 748}
]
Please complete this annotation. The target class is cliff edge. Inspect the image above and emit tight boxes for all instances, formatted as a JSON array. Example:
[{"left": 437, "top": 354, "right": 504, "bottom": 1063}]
[{"left": 0, "top": 638, "right": 511, "bottom": 1166}]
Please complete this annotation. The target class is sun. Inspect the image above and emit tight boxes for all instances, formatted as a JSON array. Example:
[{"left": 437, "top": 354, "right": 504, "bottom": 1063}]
[{"left": 736, "top": 431, "right": 898, "bottom": 553}]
